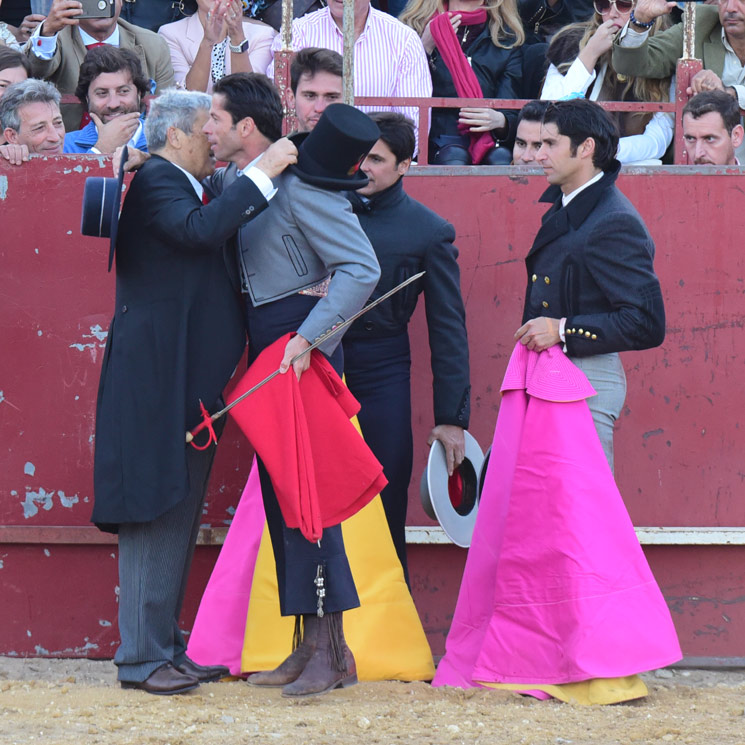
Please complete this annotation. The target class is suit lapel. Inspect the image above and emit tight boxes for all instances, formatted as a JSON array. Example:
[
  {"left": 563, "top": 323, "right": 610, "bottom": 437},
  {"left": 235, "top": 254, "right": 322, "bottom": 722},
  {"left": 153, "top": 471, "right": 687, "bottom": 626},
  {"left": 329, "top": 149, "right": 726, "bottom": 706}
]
[
  {"left": 528, "top": 203, "right": 569, "bottom": 258},
  {"left": 703, "top": 35, "right": 725, "bottom": 78},
  {"left": 71, "top": 27, "right": 87, "bottom": 66}
]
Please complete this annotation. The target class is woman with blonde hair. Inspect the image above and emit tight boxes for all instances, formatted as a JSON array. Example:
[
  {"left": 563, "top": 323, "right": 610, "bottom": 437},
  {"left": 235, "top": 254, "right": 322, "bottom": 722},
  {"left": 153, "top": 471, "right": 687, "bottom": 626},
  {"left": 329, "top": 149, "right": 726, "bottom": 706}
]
[
  {"left": 541, "top": 0, "right": 673, "bottom": 163},
  {"left": 400, "top": 0, "right": 524, "bottom": 164}
]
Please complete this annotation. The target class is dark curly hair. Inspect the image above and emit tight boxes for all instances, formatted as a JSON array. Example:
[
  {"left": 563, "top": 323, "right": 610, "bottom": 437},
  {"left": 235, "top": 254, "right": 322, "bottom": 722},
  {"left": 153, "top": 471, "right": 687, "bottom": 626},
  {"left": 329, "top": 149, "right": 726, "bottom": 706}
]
[{"left": 74, "top": 46, "right": 150, "bottom": 107}]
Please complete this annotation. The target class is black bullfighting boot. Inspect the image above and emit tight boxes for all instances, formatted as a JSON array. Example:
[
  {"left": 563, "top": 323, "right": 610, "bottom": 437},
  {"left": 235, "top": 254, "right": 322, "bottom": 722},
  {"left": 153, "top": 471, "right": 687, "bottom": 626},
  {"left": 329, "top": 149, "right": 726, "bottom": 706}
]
[
  {"left": 281, "top": 611, "right": 357, "bottom": 698},
  {"left": 246, "top": 614, "right": 319, "bottom": 687}
]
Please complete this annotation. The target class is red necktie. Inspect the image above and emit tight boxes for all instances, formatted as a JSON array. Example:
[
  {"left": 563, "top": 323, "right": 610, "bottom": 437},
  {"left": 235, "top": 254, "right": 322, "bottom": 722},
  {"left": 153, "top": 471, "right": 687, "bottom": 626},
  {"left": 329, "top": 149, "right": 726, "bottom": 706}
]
[
  {"left": 85, "top": 42, "right": 107, "bottom": 49},
  {"left": 202, "top": 191, "right": 209, "bottom": 205}
]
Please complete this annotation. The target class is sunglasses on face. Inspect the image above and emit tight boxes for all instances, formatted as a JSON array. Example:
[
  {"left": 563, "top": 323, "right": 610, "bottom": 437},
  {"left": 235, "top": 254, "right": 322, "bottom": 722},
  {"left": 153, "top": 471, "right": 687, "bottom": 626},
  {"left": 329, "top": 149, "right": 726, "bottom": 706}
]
[{"left": 593, "top": 0, "right": 634, "bottom": 14}]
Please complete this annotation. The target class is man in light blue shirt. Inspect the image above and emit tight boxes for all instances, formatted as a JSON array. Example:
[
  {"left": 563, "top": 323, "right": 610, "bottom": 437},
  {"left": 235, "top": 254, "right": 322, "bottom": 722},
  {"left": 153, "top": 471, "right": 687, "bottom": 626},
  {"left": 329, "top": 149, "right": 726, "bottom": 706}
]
[{"left": 64, "top": 45, "right": 149, "bottom": 154}]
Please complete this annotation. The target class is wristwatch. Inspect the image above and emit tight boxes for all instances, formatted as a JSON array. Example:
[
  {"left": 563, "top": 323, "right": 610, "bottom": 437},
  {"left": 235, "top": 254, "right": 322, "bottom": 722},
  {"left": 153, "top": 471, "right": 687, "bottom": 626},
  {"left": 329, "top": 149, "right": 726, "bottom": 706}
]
[{"left": 229, "top": 38, "right": 249, "bottom": 54}]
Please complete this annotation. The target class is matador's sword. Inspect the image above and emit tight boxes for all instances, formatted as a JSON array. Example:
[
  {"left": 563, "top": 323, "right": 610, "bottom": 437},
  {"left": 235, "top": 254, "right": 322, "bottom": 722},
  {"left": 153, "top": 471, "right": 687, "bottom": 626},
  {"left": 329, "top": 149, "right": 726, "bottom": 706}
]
[{"left": 185, "top": 271, "right": 426, "bottom": 444}]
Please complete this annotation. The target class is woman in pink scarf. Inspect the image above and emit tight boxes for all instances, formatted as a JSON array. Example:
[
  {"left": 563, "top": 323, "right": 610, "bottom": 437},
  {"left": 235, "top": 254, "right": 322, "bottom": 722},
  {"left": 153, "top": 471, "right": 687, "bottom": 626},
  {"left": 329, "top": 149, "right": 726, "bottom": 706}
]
[{"left": 399, "top": 0, "right": 524, "bottom": 164}]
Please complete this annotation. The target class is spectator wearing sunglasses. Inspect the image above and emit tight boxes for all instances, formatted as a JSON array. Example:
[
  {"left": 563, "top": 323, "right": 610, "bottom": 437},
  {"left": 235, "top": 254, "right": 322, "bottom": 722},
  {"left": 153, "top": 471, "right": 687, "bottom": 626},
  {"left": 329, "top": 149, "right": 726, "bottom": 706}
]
[
  {"left": 614, "top": 0, "right": 745, "bottom": 162},
  {"left": 541, "top": 0, "right": 674, "bottom": 163}
]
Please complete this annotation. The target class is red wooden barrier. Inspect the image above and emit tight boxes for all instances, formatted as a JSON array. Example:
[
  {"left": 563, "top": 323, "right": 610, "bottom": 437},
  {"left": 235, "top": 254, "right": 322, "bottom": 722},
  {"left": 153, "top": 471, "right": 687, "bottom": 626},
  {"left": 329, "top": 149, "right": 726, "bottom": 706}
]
[{"left": 2, "top": 157, "right": 745, "bottom": 664}]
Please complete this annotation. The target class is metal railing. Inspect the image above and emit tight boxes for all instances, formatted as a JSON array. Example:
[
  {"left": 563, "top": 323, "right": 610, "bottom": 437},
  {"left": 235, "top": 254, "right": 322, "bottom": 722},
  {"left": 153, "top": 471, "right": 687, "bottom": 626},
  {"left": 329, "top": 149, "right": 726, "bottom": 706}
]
[{"left": 355, "top": 96, "right": 682, "bottom": 165}]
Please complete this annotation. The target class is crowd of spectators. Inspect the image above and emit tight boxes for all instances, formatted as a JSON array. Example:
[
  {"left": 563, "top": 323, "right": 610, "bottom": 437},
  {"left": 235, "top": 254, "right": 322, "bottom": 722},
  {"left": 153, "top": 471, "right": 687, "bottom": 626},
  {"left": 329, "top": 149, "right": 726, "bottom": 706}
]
[{"left": 0, "top": 0, "right": 743, "bottom": 166}]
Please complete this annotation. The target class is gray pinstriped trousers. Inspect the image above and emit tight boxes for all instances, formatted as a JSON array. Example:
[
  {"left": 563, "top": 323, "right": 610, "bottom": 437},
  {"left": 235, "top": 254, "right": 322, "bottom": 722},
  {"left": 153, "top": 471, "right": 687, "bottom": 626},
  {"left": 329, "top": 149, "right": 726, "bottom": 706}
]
[
  {"left": 114, "top": 440, "right": 218, "bottom": 683},
  {"left": 570, "top": 352, "right": 627, "bottom": 474}
]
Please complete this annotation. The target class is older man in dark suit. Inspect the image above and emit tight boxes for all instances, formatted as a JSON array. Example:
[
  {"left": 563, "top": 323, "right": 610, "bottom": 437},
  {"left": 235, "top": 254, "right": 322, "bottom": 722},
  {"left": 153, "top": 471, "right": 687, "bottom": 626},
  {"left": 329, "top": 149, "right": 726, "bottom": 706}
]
[
  {"left": 92, "top": 88, "right": 296, "bottom": 695},
  {"left": 515, "top": 98, "right": 665, "bottom": 471}
]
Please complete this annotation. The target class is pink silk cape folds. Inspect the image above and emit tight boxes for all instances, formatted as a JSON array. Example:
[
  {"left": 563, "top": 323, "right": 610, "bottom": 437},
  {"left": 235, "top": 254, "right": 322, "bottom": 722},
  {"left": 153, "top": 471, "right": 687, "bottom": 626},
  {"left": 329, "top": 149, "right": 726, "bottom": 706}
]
[
  {"left": 186, "top": 462, "right": 265, "bottom": 674},
  {"left": 433, "top": 343, "right": 682, "bottom": 689}
]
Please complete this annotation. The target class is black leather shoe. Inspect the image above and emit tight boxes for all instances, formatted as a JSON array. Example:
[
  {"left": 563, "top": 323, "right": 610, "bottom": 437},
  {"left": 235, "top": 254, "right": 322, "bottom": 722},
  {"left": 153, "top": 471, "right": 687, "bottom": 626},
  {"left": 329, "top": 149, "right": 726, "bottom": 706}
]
[
  {"left": 120, "top": 663, "right": 199, "bottom": 695},
  {"left": 176, "top": 658, "right": 230, "bottom": 683}
]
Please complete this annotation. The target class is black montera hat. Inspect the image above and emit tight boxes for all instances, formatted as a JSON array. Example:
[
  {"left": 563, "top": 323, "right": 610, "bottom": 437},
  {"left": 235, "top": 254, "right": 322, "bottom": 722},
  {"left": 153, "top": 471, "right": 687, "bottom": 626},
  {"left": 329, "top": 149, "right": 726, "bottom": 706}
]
[
  {"left": 288, "top": 103, "right": 380, "bottom": 190},
  {"left": 80, "top": 146, "right": 128, "bottom": 271}
]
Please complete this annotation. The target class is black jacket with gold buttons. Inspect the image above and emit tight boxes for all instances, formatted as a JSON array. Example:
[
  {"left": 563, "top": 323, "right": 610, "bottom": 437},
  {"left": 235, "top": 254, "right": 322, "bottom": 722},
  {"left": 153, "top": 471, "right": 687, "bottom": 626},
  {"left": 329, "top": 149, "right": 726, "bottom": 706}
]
[{"left": 522, "top": 161, "right": 665, "bottom": 357}]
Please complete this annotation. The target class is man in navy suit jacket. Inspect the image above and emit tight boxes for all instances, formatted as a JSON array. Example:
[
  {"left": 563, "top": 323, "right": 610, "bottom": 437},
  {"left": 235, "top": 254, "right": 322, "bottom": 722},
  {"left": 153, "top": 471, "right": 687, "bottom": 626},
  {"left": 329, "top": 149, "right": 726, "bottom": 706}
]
[{"left": 515, "top": 99, "right": 665, "bottom": 471}]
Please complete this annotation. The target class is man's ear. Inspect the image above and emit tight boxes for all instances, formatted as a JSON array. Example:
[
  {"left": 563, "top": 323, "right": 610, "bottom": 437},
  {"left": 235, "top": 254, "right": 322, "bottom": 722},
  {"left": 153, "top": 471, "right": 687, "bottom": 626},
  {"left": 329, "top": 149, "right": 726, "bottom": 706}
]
[
  {"left": 236, "top": 116, "right": 255, "bottom": 139},
  {"left": 732, "top": 123, "right": 744, "bottom": 150},
  {"left": 4, "top": 127, "right": 19, "bottom": 145},
  {"left": 166, "top": 125, "right": 182, "bottom": 149},
  {"left": 397, "top": 157, "right": 412, "bottom": 177},
  {"left": 580, "top": 136, "right": 596, "bottom": 161}
]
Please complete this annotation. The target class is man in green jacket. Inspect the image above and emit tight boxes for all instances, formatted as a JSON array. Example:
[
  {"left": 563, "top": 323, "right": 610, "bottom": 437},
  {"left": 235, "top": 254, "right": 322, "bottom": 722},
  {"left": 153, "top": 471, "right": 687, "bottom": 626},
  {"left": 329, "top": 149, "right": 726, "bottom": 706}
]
[{"left": 613, "top": 0, "right": 745, "bottom": 110}]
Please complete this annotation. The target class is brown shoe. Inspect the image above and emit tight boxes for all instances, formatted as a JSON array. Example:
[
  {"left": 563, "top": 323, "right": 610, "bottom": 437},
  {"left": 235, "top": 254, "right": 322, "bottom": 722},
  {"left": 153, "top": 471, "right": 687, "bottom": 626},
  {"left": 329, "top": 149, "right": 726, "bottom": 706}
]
[
  {"left": 120, "top": 663, "right": 199, "bottom": 695},
  {"left": 176, "top": 658, "right": 230, "bottom": 682},
  {"left": 247, "top": 614, "right": 319, "bottom": 687},
  {"left": 281, "top": 612, "right": 357, "bottom": 698}
]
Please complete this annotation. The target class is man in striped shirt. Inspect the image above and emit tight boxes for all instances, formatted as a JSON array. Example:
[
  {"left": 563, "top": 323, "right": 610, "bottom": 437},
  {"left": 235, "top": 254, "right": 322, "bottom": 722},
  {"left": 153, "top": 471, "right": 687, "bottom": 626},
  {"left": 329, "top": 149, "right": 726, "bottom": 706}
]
[{"left": 266, "top": 0, "right": 432, "bottom": 146}]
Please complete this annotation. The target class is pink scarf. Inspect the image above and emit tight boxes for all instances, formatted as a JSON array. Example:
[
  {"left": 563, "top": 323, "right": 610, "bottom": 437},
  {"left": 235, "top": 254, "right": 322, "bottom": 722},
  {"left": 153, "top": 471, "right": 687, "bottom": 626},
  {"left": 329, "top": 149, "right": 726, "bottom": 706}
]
[{"left": 429, "top": 7, "right": 494, "bottom": 165}]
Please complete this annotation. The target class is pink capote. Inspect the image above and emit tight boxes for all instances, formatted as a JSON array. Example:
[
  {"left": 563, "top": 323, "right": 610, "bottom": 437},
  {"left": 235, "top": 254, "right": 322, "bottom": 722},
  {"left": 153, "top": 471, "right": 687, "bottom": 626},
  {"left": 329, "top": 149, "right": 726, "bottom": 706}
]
[
  {"left": 429, "top": 7, "right": 494, "bottom": 165},
  {"left": 187, "top": 461, "right": 264, "bottom": 674},
  {"left": 433, "top": 343, "right": 682, "bottom": 688}
]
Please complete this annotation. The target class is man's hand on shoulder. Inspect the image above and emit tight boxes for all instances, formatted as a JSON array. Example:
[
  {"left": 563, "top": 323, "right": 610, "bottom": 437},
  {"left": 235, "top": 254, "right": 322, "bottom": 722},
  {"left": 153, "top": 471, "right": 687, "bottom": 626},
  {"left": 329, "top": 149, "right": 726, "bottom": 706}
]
[
  {"left": 91, "top": 112, "right": 142, "bottom": 156},
  {"left": 280, "top": 333, "right": 311, "bottom": 380},
  {"left": 514, "top": 316, "right": 561, "bottom": 352},
  {"left": 40, "top": 0, "right": 83, "bottom": 36},
  {"left": 0, "top": 143, "right": 30, "bottom": 166},
  {"left": 112, "top": 145, "right": 149, "bottom": 176},
  {"left": 255, "top": 137, "right": 298, "bottom": 179},
  {"left": 427, "top": 425, "right": 466, "bottom": 477}
]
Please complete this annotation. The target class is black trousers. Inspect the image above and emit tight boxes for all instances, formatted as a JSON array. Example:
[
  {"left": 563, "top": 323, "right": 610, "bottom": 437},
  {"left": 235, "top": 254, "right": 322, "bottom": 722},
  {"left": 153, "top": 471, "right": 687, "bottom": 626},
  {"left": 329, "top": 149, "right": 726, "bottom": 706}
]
[
  {"left": 244, "top": 293, "right": 359, "bottom": 616},
  {"left": 343, "top": 332, "right": 413, "bottom": 584}
]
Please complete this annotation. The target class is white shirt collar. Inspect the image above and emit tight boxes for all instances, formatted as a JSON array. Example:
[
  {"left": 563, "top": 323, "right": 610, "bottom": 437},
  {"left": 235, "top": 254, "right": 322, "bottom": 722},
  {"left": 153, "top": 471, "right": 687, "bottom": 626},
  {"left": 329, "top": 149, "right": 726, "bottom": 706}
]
[
  {"left": 170, "top": 161, "right": 204, "bottom": 200},
  {"left": 561, "top": 170, "right": 604, "bottom": 207},
  {"left": 79, "top": 25, "right": 120, "bottom": 47}
]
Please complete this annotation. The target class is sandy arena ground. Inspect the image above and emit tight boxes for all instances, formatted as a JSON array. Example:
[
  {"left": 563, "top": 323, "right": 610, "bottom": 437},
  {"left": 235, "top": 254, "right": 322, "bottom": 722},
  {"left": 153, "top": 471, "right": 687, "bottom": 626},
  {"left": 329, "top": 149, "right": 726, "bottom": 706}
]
[{"left": 1, "top": 658, "right": 744, "bottom": 745}]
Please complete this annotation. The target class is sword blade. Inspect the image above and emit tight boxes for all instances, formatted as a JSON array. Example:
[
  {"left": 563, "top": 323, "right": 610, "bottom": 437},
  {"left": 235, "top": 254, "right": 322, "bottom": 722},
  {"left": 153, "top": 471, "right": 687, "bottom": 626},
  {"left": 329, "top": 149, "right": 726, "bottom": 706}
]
[{"left": 185, "top": 271, "right": 425, "bottom": 442}]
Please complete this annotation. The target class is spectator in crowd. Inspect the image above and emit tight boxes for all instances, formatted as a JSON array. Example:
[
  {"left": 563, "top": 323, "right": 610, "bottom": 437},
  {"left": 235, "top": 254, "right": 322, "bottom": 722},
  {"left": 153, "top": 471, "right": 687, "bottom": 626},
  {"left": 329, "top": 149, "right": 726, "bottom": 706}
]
[
  {"left": 64, "top": 45, "right": 148, "bottom": 153},
  {"left": 682, "top": 89, "right": 744, "bottom": 165},
  {"left": 0, "top": 0, "right": 46, "bottom": 44},
  {"left": 158, "top": 0, "right": 274, "bottom": 93},
  {"left": 613, "top": 0, "right": 745, "bottom": 162},
  {"left": 1, "top": 0, "right": 22, "bottom": 49},
  {"left": 25, "top": 0, "right": 174, "bottom": 130},
  {"left": 0, "top": 77, "right": 63, "bottom": 158},
  {"left": 542, "top": 0, "right": 673, "bottom": 164},
  {"left": 399, "top": 0, "right": 523, "bottom": 164},
  {"left": 289, "top": 46, "right": 342, "bottom": 131},
  {"left": 344, "top": 112, "right": 470, "bottom": 583},
  {"left": 0, "top": 46, "right": 29, "bottom": 96},
  {"left": 119, "top": 0, "right": 197, "bottom": 32},
  {"left": 512, "top": 98, "right": 547, "bottom": 163},
  {"left": 0, "top": 48, "right": 27, "bottom": 145},
  {"left": 266, "top": 0, "right": 432, "bottom": 143}
]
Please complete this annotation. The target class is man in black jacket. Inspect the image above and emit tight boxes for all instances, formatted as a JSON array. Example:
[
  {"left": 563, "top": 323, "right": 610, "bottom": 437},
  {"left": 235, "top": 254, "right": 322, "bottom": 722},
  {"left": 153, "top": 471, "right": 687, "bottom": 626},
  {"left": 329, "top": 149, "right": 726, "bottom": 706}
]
[
  {"left": 344, "top": 112, "right": 470, "bottom": 583},
  {"left": 515, "top": 99, "right": 665, "bottom": 471},
  {"left": 92, "top": 88, "right": 296, "bottom": 695}
]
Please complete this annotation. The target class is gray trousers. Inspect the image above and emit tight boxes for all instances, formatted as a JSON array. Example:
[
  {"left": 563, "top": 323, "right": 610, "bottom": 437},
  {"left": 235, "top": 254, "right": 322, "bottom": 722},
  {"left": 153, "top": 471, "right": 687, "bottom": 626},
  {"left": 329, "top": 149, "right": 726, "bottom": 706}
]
[
  {"left": 569, "top": 353, "right": 627, "bottom": 474},
  {"left": 114, "top": 441, "right": 217, "bottom": 683}
]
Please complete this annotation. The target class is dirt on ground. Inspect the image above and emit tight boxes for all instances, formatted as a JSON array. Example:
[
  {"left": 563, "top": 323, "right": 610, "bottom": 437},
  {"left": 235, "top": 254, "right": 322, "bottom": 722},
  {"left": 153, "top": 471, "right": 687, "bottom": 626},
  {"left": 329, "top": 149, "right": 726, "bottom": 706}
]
[{"left": 1, "top": 658, "right": 744, "bottom": 745}]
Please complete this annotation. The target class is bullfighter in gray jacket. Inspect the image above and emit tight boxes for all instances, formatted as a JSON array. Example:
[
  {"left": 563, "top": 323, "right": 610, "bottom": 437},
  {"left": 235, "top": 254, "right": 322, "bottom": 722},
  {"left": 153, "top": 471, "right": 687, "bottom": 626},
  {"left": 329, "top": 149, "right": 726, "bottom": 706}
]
[
  {"left": 202, "top": 73, "right": 381, "bottom": 698},
  {"left": 515, "top": 99, "right": 665, "bottom": 471}
]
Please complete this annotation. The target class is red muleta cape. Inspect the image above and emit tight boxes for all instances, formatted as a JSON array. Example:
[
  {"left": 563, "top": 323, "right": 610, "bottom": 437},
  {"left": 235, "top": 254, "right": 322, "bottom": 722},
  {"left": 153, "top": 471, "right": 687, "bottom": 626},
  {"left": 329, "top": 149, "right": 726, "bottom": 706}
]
[{"left": 226, "top": 334, "right": 388, "bottom": 542}]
